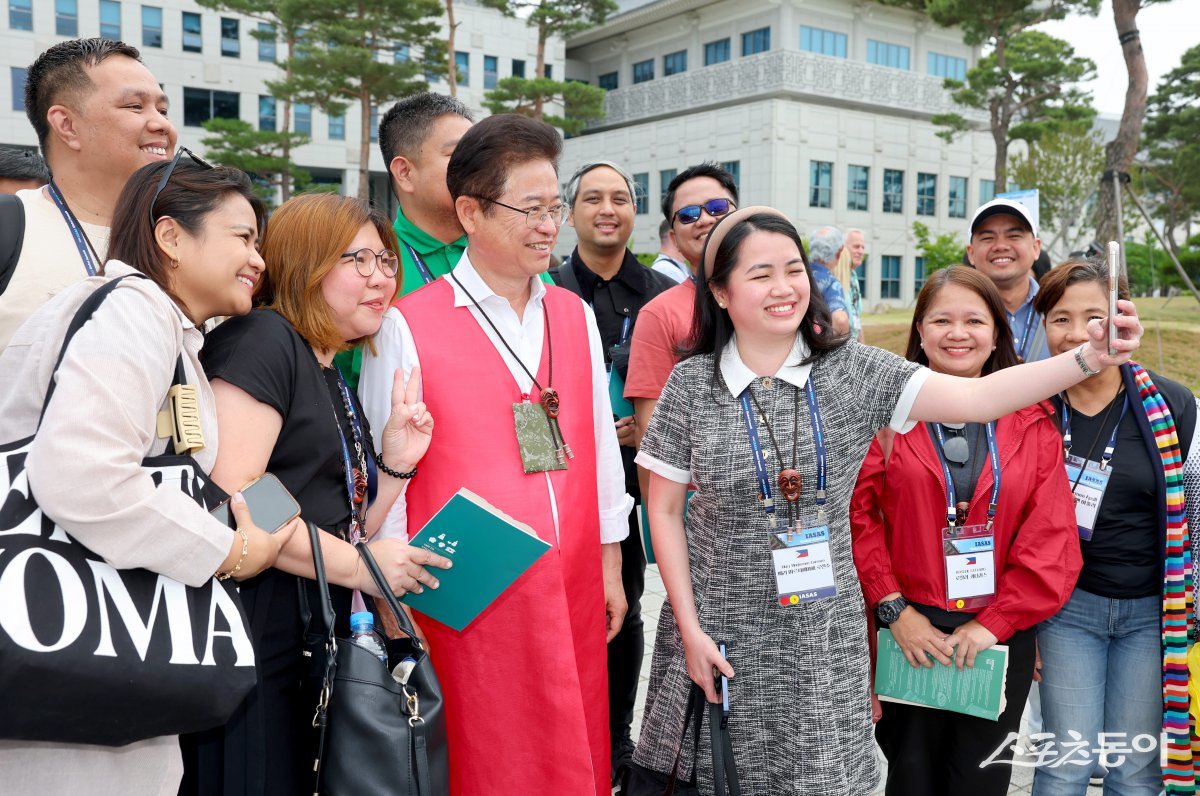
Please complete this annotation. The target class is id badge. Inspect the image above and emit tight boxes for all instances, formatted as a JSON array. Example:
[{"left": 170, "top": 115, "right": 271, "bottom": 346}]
[
  {"left": 513, "top": 402, "right": 566, "bottom": 474},
  {"left": 1064, "top": 454, "right": 1112, "bottom": 541},
  {"left": 942, "top": 524, "right": 995, "bottom": 611},
  {"left": 769, "top": 518, "right": 837, "bottom": 605}
]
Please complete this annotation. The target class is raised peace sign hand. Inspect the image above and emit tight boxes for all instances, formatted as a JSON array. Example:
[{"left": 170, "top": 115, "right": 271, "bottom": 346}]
[{"left": 378, "top": 366, "right": 433, "bottom": 476}]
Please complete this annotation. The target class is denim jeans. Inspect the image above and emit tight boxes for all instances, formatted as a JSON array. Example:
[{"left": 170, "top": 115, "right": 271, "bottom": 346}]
[{"left": 1032, "top": 587, "right": 1162, "bottom": 796}]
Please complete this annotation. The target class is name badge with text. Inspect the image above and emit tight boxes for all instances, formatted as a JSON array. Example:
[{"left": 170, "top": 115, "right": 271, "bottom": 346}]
[
  {"left": 1064, "top": 454, "right": 1112, "bottom": 541},
  {"left": 770, "top": 521, "right": 837, "bottom": 605},
  {"left": 943, "top": 524, "right": 995, "bottom": 611}
]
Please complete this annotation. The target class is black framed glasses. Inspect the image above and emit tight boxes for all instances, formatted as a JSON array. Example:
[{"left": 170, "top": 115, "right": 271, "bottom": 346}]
[
  {"left": 939, "top": 423, "right": 969, "bottom": 464},
  {"left": 341, "top": 247, "right": 399, "bottom": 278},
  {"left": 148, "top": 146, "right": 214, "bottom": 227},
  {"left": 673, "top": 198, "right": 736, "bottom": 225},
  {"left": 488, "top": 199, "right": 569, "bottom": 228}
]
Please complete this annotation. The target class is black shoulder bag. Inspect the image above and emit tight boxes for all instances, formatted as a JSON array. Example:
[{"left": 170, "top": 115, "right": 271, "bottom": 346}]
[{"left": 0, "top": 275, "right": 256, "bottom": 746}]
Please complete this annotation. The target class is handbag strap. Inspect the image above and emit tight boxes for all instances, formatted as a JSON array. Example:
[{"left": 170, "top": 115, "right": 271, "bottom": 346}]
[
  {"left": 300, "top": 520, "right": 338, "bottom": 795},
  {"left": 663, "top": 684, "right": 706, "bottom": 792},
  {"left": 708, "top": 701, "right": 741, "bottom": 796},
  {"left": 352, "top": 540, "right": 428, "bottom": 647}
]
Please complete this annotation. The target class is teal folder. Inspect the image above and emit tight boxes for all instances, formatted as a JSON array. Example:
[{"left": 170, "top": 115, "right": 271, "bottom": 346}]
[
  {"left": 401, "top": 488, "right": 550, "bottom": 631},
  {"left": 608, "top": 368, "right": 634, "bottom": 418},
  {"left": 874, "top": 629, "right": 1009, "bottom": 721},
  {"left": 637, "top": 490, "right": 695, "bottom": 565}
]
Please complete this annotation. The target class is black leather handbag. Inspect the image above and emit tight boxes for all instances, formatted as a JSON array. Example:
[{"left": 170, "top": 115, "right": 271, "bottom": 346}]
[
  {"left": 0, "top": 276, "right": 255, "bottom": 746},
  {"left": 301, "top": 520, "right": 448, "bottom": 795}
]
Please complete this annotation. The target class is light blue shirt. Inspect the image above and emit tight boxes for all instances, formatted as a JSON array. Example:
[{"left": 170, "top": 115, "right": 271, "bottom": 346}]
[
  {"left": 810, "top": 262, "right": 847, "bottom": 315},
  {"left": 1006, "top": 275, "right": 1051, "bottom": 362}
]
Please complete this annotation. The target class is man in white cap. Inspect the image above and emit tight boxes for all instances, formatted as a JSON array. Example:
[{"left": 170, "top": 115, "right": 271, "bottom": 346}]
[{"left": 966, "top": 198, "right": 1050, "bottom": 362}]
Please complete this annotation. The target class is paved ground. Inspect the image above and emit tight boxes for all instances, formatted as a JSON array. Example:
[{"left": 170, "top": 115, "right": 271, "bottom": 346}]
[{"left": 626, "top": 565, "right": 1103, "bottom": 795}]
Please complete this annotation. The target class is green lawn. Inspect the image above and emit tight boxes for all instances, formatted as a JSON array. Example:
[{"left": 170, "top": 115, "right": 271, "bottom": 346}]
[{"left": 861, "top": 295, "right": 1200, "bottom": 392}]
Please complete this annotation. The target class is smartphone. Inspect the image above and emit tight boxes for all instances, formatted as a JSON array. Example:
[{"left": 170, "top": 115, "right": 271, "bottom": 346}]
[
  {"left": 209, "top": 473, "right": 301, "bottom": 533},
  {"left": 1107, "top": 241, "right": 1121, "bottom": 356},
  {"left": 717, "top": 640, "right": 729, "bottom": 716}
]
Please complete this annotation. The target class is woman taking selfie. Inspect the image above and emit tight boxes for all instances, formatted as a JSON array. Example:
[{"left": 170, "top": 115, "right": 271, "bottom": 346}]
[
  {"left": 0, "top": 158, "right": 294, "bottom": 794},
  {"left": 851, "top": 266, "right": 1080, "bottom": 795},
  {"left": 631, "top": 207, "right": 1142, "bottom": 795},
  {"left": 182, "top": 193, "right": 450, "bottom": 794},
  {"left": 1032, "top": 258, "right": 1199, "bottom": 795}
]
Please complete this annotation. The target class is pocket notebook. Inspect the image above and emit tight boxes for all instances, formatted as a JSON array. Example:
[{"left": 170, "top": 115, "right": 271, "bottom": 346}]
[{"left": 402, "top": 488, "right": 551, "bottom": 631}]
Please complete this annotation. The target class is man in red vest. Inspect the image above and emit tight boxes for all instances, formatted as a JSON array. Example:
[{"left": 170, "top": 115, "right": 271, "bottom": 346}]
[{"left": 359, "top": 113, "right": 631, "bottom": 795}]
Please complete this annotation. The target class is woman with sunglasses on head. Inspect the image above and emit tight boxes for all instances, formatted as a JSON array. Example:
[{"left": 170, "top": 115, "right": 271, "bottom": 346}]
[
  {"left": 631, "top": 208, "right": 1142, "bottom": 796},
  {"left": 0, "top": 157, "right": 296, "bottom": 794},
  {"left": 850, "top": 266, "right": 1080, "bottom": 795},
  {"left": 1031, "top": 259, "right": 1199, "bottom": 796},
  {"left": 180, "top": 193, "right": 451, "bottom": 795}
]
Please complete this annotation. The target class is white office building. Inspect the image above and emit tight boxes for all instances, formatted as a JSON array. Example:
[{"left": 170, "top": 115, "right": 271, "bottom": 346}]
[{"left": 560, "top": 0, "right": 998, "bottom": 307}]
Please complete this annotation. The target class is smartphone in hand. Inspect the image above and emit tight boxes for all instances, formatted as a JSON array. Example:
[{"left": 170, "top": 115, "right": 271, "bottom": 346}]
[
  {"left": 1107, "top": 241, "right": 1121, "bottom": 356},
  {"left": 209, "top": 473, "right": 301, "bottom": 533},
  {"left": 717, "top": 640, "right": 729, "bottom": 716}
]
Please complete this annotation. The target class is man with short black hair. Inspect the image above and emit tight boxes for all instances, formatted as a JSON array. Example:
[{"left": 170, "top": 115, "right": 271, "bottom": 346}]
[
  {"left": 0, "top": 38, "right": 175, "bottom": 350},
  {"left": 0, "top": 148, "right": 50, "bottom": 194},
  {"left": 650, "top": 217, "right": 689, "bottom": 283}
]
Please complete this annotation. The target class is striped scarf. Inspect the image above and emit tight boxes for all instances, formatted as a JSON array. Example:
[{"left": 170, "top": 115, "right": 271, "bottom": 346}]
[{"left": 1132, "top": 363, "right": 1199, "bottom": 793}]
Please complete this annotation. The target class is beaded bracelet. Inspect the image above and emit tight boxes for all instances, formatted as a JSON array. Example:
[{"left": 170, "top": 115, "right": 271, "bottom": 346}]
[
  {"left": 217, "top": 527, "right": 249, "bottom": 581},
  {"left": 375, "top": 449, "right": 417, "bottom": 480}
]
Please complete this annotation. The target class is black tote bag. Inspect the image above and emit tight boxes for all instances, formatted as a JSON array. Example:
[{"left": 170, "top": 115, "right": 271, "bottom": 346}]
[{"left": 0, "top": 276, "right": 256, "bottom": 746}]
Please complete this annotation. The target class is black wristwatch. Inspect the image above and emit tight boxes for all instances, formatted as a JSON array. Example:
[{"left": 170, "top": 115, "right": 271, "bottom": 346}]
[{"left": 875, "top": 595, "right": 909, "bottom": 625}]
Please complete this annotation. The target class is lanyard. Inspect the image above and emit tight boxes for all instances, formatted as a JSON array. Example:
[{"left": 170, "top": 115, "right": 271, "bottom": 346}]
[
  {"left": 402, "top": 241, "right": 435, "bottom": 285},
  {"left": 617, "top": 315, "right": 632, "bottom": 347},
  {"left": 1061, "top": 393, "right": 1128, "bottom": 471},
  {"left": 331, "top": 370, "right": 377, "bottom": 541},
  {"left": 1013, "top": 306, "right": 1038, "bottom": 361},
  {"left": 738, "top": 379, "right": 827, "bottom": 527},
  {"left": 47, "top": 179, "right": 101, "bottom": 276},
  {"left": 931, "top": 422, "right": 1000, "bottom": 530}
]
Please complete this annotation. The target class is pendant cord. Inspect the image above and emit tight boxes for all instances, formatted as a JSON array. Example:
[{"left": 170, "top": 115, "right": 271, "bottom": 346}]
[
  {"left": 1062, "top": 385, "right": 1125, "bottom": 492},
  {"left": 746, "top": 382, "right": 801, "bottom": 524},
  {"left": 450, "top": 271, "right": 552, "bottom": 393}
]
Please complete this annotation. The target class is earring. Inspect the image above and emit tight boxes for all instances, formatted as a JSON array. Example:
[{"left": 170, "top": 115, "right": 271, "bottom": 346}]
[{"left": 717, "top": 300, "right": 727, "bottom": 309}]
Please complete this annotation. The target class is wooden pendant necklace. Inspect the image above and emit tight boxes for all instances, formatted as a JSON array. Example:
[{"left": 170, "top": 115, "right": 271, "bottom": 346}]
[{"left": 747, "top": 381, "right": 801, "bottom": 527}]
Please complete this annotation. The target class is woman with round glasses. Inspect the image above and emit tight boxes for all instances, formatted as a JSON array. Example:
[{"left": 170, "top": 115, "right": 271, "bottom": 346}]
[
  {"left": 181, "top": 193, "right": 452, "bottom": 794},
  {"left": 850, "top": 266, "right": 1080, "bottom": 795},
  {"left": 631, "top": 208, "right": 1137, "bottom": 796}
]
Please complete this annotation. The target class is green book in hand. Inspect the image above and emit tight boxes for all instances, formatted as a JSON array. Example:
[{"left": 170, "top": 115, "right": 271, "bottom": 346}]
[
  {"left": 401, "top": 488, "right": 551, "bottom": 632},
  {"left": 874, "top": 628, "right": 1009, "bottom": 721}
]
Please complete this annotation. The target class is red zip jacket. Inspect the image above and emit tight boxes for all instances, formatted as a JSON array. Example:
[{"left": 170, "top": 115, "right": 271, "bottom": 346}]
[{"left": 850, "top": 401, "right": 1081, "bottom": 642}]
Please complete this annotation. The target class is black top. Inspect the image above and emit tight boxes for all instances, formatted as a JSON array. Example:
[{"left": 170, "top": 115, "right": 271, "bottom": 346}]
[{"left": 926, "top": 422, "right": 986, "bottom": 511}]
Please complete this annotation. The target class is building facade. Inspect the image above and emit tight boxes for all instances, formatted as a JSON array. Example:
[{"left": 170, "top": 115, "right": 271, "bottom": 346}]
[{"left": 561, "top": 0, "right": 998, "bottom": 308}]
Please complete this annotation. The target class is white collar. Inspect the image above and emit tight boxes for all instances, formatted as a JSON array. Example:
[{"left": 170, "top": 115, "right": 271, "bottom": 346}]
[
  {"left": 719, "top": 333, "right": 813, "bottom": 397},
  {"left": 447, "top": 250, "right": 547, "bottom": 309}
]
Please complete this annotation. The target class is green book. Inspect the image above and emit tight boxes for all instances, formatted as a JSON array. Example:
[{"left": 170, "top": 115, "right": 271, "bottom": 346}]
[
  {"left": 608, "top": 368, "right": 634, "bottom": 418},
  {"left": 401, "top": 488, "right": 550, "bottom": 632},
  {"left": 638, "top": 490, "right": 695, "bottom": 565},
  {"left": 874, "top": 628, "right": 1009, "bottom": 721}
]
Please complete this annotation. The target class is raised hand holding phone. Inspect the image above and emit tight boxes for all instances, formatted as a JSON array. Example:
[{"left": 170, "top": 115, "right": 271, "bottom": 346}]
[{"left": 1107, "top": 241, "right": 1120, "bottom": 357}]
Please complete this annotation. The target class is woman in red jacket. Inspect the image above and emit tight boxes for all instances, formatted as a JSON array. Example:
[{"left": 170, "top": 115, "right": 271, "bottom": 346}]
[{"left": 851, "top": 266, "right": 1081, "bottom": 796}]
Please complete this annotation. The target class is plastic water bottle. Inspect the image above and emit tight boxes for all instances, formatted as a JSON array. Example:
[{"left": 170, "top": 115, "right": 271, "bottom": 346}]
[{"left": 349, "top": 611, "right": 387, "bottom": 665}]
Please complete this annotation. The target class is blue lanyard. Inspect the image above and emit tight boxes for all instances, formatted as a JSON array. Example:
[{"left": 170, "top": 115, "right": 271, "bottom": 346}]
[
  {"left": 1061, "top": 394, "right": 1128, "bottom": 470},
  {"left": 402, "top": 241, "right": 435, "bottom": 285},
  {"left": 931, "top": 422, "right": 1000, "bottom": 530},
  {"left": 332, "top": 370, "right": 377, "bottom": 540},
  {"left": 47, "top": 179, "right": 100, "bottom": 276},
  {"left": 1014, "top": 307, "right": 1038, "bottom": 361},
  {"left": 738, "top": 379, "right": 827, "bottom": 528},
  {"left": 617, "top": 315, "right": 632, "bottom": 347}
]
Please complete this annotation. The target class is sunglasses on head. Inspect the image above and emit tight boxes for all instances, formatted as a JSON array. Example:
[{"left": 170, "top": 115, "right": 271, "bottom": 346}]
[
  {"left": 673, "top": 198, "right": 736, "bottom": 225},
  {"left": 148, "top": 146, "right": 214, "bottom": 227}
]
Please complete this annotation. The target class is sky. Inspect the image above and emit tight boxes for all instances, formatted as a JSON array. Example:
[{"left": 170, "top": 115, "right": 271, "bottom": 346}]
[{"left": 1037, "top": 0, "right": 1196, "bottom": 117}]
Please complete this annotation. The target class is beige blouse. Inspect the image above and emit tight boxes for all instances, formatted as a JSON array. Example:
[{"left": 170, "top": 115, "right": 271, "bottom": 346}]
[{"left": 0, "top": 261, "right": 233, "bottom": 795}]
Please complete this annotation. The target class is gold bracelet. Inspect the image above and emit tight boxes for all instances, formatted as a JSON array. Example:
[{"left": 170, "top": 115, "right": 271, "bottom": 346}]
[{"left": 217, "top": 527, "right": 249, "bottom": 581}]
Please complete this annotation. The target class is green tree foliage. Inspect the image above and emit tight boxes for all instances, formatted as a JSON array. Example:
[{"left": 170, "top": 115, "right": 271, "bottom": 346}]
[
  {"left": 912, "top": 221, "right": 964, "bottom": 275},
  {"left": 1140, "top": 43, "right": 1200, "bottom": 257},
  {"left": 200, "top": 118, "right": 313, "bottom": 205},
  {"left": 274, "top": 0, "right": 445, "bottom": 203},
  {"left": 1009, "top": 122, "right": 1104, "bottom": 259},
  {"left": 483, "top": 77, "right": 606, "bottom": 135}
]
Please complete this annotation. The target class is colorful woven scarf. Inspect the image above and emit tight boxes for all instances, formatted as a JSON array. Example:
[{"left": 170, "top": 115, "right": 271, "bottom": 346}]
[{"left": 1131, "top": 363, "right": 1198, "bottom": 793}]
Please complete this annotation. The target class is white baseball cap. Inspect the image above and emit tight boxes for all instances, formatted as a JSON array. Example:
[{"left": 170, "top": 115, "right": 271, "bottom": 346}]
[{"left": 970, "top": 198, "right": 1039, "bottom": 239}]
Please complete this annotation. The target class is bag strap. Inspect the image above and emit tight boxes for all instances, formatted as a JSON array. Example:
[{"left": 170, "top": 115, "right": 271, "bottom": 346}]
[
  {"left": 353, "top": 540, "right": 428, "bottom": 647},
  {"left": 0, "top": 193, "right": 26, "bottom": 297},
  {"left": 708, "top": 701, "right": 741, "bottom": 796},
  {"left": 659, "top": 684, "right": 705, "bottom": 792},
  {"left": 300, "top": 520, "right": 338, "bottom": 795},
  {"left": 552, "top": 253, "right": 583, "bottom": 297}
]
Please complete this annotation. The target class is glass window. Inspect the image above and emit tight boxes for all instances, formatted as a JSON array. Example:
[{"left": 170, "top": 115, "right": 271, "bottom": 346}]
[
  {"left": 809, "top": 160, "right": 832, "bottom": 208},
  {"left": 856, "top": 261, "right": 866, "bottom": 299},
  {"left": 720, "top": 160, "right": 741, "bottom": 193},
  {"left": 100, "top": 0, "right": 121, "bottom": 40},
  {"left": 704, "top": 38, "right": 730, "bottom": 66},
  {"left": 633, "top": 172, "right": 649, "bottom": 215},
  {"left": 221, "top": 17, "right": 240, "bottom": 57},
  {"left": 915, "top": 256, "right": 927, "bottom": 292},
  {"left": 512, "top": 59, "right": 525, "bottom": 79},
  {"left": 484, "top": 55, "right": 498, "bottom": 89},
  {"left": 980, "top": 178, "right": 995, "bottom": 204},
  {"left": 454, "top": 51, "right": 469, "bottom": 87},
  {"left": 632, "top": 59, "right": 654, "bottom": 84},
  {"left": 659, "top": 168, "right": 677, "bottom": 211},
  {"left": 663, "top": 50, "right": 687, "bottom": 77},
  {"left": 847, "top": 164, "right": 869, "bottom": 211},
  {"left": 141, "top": 6, "right": 162, "bottom": 48},
  {"left": 9, "top": 0, "right": 32, "bottom": 31},
  {"left": 545, "top": 64, "right": 553, "bottom": 79},
  {"left": 183, "top": 87, "right": 239, "bottom": 127},
  {"left": 329, "top": 114, "right": 344, "bottom": 140},
  {"left": 257, "top": 23, "right": 276, "bottom": 62},
  {"left": 294, "top": 102, "right": 312, "bottom": 135},
  {"left": 880, "top": 255, "right": 901, "bottom": 299},
  {"left": 928, "top": 52, "right": 966, "bottom": 81},
  {"left": 370, "top": 106, "right": 378, "bottom": 143},
  {"left": 800, "top": 26, "right": 846, "bottom": 58},
  {"left": 56, "top": 0, "right": 78, "bottom": 37},
  {"left": 867, "top": 40, "right": 910, "bottom": 70},
  {"left": 917, "top": 172, "right": 936, "bottom": 216},
  {"left": 948, "top": 175, "right": 967, "bottom": 218},
  {"left": 598, "top": 71, "right": 618, "bottom": 90},
  {"left": 10, "top": 67, "right": 27, "bottom": 112},
  {"left": 258, "top": 95, "right": 276, "bottom": 132},
  {"left": 742, "top": 27, "right": 770, "bottom": 56},
  {"left": 182, "top": 11, "right": 202, "bottom": 53},
  {"left": 394, "top": 44, "right": 409, "bottom": 63},
  {"left": 883, "top": 169, "right": 904, "bottom": 214}
]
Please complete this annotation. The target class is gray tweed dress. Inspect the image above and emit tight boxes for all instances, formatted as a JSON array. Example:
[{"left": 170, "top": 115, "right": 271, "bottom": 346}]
[{"left": 634, "top": 339, "right": 922, "bottom": 796}]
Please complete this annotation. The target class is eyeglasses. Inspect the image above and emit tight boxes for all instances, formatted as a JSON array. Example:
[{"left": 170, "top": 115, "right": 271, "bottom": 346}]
[
  {"left": 341, "top": 247, "right": 399, "bottom": 278},
  {"left": 148, "top": 146, "right": 214, "bottom": 227},
  {"left": 673, "top": 198, "right": 736, "bottom": 225},
  {"left": 489, "top": 199, "right": 569, "bottom": 228},
  {"left": 939, "top": 423, "right": 969, "bottom": 464}
]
